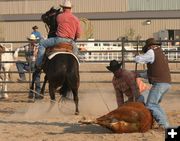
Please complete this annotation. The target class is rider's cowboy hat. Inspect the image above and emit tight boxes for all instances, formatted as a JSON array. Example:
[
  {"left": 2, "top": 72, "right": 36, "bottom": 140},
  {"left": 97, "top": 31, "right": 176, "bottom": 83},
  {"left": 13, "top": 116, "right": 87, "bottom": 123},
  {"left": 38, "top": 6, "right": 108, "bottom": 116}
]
[
  {"left": 60, "top": 0, "right": 72, "bottom": 8},
  {"left": 106, "top": 60, "right": 122, "bottom": 72},
  {"left": 32, "top": 25, "right": 38, "bottom": 30},
  {"left": 142, "top": 38, "right": 161, "bottom": 53},
  {"left": 27, "top": 34, "right": 37, "bottom": 41}
]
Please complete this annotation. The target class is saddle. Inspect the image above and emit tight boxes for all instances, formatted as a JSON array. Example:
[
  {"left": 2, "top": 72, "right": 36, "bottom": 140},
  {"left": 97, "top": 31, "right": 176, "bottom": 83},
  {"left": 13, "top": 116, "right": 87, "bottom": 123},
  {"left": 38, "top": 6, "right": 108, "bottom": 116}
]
[
  {"left": 46, "top": 43, "right": 73, "bottom": 56},
  {"left": 41, "top": 43, "right": 74, "bottom": 68}
]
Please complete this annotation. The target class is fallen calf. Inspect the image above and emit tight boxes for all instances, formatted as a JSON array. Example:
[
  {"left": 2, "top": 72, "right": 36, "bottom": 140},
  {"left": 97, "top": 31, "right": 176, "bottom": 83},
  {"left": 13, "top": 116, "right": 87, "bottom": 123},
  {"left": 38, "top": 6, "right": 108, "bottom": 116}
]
[{"left": 79, "top": 102, "right": 153, "bottom": 133}]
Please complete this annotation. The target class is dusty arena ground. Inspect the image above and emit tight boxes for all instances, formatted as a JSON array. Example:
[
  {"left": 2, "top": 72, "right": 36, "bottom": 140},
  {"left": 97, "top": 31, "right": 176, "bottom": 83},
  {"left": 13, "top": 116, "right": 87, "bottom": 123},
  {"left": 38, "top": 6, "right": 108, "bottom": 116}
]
[{"left": 0, "top": 63, "right": 180, "bottom": 141}]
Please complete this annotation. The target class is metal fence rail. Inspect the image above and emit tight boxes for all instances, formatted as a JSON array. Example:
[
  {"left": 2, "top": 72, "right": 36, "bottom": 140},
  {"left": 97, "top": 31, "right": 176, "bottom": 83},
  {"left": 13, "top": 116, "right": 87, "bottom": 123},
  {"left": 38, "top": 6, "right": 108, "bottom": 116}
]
[{"left": 0, "top": 39, "right": 180, "bottom": 93}]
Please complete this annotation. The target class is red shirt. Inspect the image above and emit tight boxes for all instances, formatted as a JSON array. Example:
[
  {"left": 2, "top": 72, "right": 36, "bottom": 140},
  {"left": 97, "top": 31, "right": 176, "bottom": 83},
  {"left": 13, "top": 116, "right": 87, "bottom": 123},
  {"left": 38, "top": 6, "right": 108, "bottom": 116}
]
[{"left": 56, "top": 9, "right": 81, "bottom": 40}]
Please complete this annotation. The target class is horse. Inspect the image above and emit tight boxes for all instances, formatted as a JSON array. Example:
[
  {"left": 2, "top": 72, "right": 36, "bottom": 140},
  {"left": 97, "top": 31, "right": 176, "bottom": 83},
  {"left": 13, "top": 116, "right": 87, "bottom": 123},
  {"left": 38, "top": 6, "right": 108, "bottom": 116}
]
[
  {"left": 0, "top": 44, "right": 14, "bottom": 99},
  {"left": 38, "top": 7, "right": 80, "bottom": 114},
  {"left": 41, "top": 7, "right": 61, "bottom": 38}
]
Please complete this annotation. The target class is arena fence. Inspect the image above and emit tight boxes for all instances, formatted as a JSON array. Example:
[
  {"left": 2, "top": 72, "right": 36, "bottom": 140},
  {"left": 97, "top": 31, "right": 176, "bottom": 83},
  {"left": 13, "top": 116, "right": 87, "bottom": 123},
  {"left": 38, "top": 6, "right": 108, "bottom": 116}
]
[{"left": 0, "top": 39, "right": 180, "bottom": 94}]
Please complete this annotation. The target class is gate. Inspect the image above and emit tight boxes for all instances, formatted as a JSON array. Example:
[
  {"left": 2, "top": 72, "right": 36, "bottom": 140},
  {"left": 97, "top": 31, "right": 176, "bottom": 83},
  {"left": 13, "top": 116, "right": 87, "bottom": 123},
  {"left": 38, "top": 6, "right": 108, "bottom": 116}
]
[{"left": 0, "top": 39, "right": 180, "bottom": 94}]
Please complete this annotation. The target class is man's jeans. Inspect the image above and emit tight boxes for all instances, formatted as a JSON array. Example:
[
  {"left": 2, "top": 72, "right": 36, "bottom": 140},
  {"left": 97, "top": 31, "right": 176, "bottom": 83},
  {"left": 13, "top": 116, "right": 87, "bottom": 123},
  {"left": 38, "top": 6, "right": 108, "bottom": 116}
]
[
  {"left": 146, "top": 83, "right": 171, "bottom": 128},
  {"left": 16, "top": 61, "right": 41, "bottom": 95},
  {"left": 137, "top": 89, "right": 149, "bottom": 104},
  {"left": 16, "top": 61, "right": 35, "bottom": 80},
  {"left": 29, "top": 70, "right": 41, "bottom": 98},
  {"left": 36, "top": 37, "right": 78, "bottom": 66}
]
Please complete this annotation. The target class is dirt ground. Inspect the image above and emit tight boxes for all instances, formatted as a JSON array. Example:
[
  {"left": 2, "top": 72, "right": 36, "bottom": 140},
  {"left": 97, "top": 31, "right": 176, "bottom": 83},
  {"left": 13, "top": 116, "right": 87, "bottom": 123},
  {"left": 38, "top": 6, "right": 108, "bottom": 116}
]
[{"left": 0, "top": 63, "right": 180, "bottom": 141}]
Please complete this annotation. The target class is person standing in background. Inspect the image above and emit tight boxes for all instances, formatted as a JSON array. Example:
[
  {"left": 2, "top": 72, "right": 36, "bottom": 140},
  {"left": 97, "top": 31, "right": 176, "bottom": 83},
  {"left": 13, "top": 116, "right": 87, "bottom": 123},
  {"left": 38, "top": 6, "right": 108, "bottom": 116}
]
[
  {"left": 135, "top": 38, "right": 171, "bottom": 128},
  {"left": 31, "top": 25, "right": 42, "bottom": 40},
  {"left": 14, "top": 34, "right": 41, "bottom": 99}
]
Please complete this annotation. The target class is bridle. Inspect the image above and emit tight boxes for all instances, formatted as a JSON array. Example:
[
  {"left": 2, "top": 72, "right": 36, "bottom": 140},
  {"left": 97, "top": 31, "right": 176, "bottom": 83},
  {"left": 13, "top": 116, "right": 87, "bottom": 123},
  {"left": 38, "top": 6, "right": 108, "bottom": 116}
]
[{"left": 41, "top": 7, "right": 62, "bottom": 37}]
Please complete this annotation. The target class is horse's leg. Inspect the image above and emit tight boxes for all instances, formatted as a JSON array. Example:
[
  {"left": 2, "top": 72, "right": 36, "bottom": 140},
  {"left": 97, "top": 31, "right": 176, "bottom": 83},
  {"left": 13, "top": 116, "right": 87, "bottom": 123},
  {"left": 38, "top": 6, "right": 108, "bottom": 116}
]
[
  {"left": 3, "top": 83, "right": 8, "bottom": 99},
  {"left": 3, "top": 71, "right": 8, "bottom": 99},
  {"left": 59, "top": 82, "right": 68, "bottom": 97},
  {"left": 40, "top": 75, "right": 48, "bottom": 96},
  {"left": 8, "top": 68, "right": 12, "bottom": 81},
  {"left": 49, "top": 82, "right": 56, "bottom": 100},
  {"left": 71, "top": 87, "right": 79, "bottom": 115},
  {"left": 68, "top": 61, "right": 80, "bottom": 115},
  {"left": 46, "top": 82, "right": 56, "bottom": 112},
  {"left": 60, "top": 79, "right": 79, "bottom": 115}
]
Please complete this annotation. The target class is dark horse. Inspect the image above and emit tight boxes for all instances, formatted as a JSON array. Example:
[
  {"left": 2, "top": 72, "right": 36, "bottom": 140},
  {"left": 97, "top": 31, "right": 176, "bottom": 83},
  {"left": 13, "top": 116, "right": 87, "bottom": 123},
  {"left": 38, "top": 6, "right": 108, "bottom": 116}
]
[
  {"left": 36, "top": 7, "right": 80, "bottom": 114},
  {"left": 41, "top": 7, "right": 61, "bottom": 38}
]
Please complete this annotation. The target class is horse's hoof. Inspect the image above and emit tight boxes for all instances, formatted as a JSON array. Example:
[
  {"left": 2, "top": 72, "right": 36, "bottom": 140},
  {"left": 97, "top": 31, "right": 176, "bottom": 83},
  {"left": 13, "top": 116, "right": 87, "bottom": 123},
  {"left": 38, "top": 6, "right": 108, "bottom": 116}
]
[
  {"left": 0, "top": 94, "right": 9, "bottom": 99},
  {"left": 35, "top": 96, "right": 44, "bottom": 100},
  {"left": 75, "top": 112, "right": 79, "bottom": 115}
]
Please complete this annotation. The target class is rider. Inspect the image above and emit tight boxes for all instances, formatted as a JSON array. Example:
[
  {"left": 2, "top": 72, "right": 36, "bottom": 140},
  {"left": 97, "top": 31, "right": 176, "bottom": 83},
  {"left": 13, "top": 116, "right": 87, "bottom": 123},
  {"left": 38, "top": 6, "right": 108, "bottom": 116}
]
[{"left": 36, "top": 0, "right": 81, "bottom": 69}]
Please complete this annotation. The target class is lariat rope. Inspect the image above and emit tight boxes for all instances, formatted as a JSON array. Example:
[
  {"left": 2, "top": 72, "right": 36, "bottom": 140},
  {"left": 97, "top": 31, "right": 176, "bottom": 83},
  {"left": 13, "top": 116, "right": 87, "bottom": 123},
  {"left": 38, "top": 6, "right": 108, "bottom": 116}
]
[
  {"left": 87, "top": 63, "right": 110, "bottom": 112},
  {"left": 134, "top": 39, "right": 139, "bottom": 102}
]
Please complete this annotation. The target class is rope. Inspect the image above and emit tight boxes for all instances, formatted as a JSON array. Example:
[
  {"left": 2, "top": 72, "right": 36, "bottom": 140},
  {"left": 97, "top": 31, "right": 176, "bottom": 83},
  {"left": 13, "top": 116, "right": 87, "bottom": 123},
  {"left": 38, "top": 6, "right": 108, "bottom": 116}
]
[
  {"left": 4, "top": 78, "right": 56, "bottom": 103},
  {"left": 28, "top": 82, "right": 70, "bottom": 113},
  {"left": 134, "top": 40, "right": 139, "bottom": 102},
  {"left": 87, "top": 63, "right": 110, "bottom": 112},
  {"left": 95, "top": 83, "right": 110, "bottom": 112},
  {"left": 28, "top": 80, "right": 72, "bottom": 112}
]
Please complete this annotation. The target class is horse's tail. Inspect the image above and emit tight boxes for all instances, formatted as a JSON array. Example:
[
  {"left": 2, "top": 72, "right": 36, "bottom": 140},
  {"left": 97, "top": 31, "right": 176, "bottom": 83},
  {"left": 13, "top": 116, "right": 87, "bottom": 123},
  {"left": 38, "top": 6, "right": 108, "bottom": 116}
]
[
  {"left": 59, "top": 57, "right": 79, "bottom": 98},
  {"left": 59, "top": 78, "right": 71, "bottom": 98}
]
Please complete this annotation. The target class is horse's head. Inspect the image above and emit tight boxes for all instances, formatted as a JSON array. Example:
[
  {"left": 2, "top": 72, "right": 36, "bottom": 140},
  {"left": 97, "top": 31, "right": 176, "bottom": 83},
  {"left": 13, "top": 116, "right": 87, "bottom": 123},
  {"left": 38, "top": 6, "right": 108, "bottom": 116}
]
[{"left": 41, "top": 7, "right": 62, "bottom": 38}]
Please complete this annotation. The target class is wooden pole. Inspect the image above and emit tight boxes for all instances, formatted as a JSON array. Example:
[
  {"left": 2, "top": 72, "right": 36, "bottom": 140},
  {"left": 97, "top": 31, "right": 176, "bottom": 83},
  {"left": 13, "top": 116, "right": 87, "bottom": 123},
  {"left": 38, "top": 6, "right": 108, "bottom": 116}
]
[{"left": 121, "top": 37, "right": 126, "bottom": 69}]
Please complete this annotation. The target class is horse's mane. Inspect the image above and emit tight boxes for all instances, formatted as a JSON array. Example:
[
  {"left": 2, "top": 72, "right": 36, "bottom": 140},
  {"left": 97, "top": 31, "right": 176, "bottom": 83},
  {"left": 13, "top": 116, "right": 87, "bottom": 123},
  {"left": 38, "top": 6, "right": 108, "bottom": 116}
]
[{"left": 41, "top": 7, "right": 62, "bottom": 38}]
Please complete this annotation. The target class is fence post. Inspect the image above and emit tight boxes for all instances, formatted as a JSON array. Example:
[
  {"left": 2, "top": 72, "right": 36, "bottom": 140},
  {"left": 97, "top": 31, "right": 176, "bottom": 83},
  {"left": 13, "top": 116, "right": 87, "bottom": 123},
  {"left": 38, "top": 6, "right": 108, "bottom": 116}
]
[
  {"left": 121, "top": 37, "right": 126, "bottom": 69},
  {"left": 135, "top": 39, "right": 139, "bottom": 73}
]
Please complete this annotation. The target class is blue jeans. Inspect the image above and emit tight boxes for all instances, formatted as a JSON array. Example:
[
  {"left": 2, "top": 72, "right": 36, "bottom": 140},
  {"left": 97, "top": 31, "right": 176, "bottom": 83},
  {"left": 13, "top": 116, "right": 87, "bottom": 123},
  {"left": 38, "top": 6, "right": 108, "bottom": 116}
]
[
  {"left": 36, "top": 37, "right": 78, "bottom": 66},
  {"left": 29, "top": 71, "right": 41, "bottom": 97},
  {"left": 146, "top": 83, "right": 171, "bottom": 128},
  {"left": 16, "top": 61, "right": 41, "bottom": 95},
  {"left": 137, "top": 89, "right": 150, "bottom": 104},
  {"left": 16, "top": 61, "right": 35, "bottom": 80}
]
